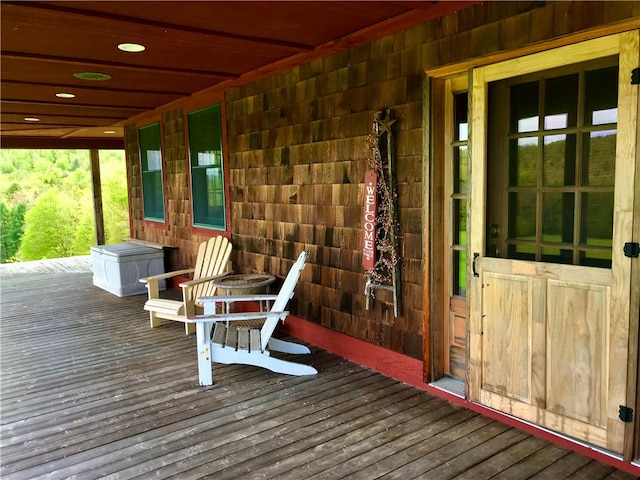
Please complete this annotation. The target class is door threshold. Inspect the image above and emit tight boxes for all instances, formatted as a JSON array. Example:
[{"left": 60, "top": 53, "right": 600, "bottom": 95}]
[{"left": 429, "top": 375, "right": 465, "bottom": 398}]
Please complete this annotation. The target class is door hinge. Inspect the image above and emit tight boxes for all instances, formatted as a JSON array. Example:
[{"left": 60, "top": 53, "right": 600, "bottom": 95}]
[
  {"left": 619, "top": 405, "right": 634, "bottom": 423},
  {"left": 632, "top": 68, "right": 640, "bottom": 85},
  {"left": 623, "top": 242, "right": 640, "bottom": 258}
]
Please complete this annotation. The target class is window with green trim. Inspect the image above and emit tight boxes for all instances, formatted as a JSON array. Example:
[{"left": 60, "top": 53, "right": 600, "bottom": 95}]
[
  {"left": 187, "top": 104, "right": 226, "bottom": 230},
  {"left": 138, "top": 122, "right": 165, "bottom": 222}
]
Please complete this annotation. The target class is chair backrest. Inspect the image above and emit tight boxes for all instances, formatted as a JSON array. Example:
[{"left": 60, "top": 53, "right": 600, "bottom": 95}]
[
  {"left": 261, "top": 251, "right": 307, "bottom": 350},
  {"left": 193, "top": 236, "right": 232, "bottom": 299}
]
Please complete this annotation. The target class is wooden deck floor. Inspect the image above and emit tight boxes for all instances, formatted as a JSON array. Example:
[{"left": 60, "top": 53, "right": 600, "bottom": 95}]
[{"left": 0, "top": 262, "right": 637, "bottom": 479}]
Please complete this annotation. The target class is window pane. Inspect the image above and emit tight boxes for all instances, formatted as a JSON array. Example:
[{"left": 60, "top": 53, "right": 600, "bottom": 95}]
[
  {"left": 507, "top": 243, "right": 536, "bottom": 261},
  {"left": 453, "top": 146, "right": 468, "bottom": 194},
  {"left": 582, "top": 130, "right": 616, "bottom": 186},
  {"left": 580, "top": 192, "right": 613, "bottom": 247},
  {"left": 188, "top": 104, "right": 226, "bottom": 230},
  {"left": 585, "top": 66, "right": 618, "bottom": 126},
  {"left": 453, "top": 199, "right": 467, "bottom": 246},
  {"left": 579, "top": 250, "right": 612, "bottom": 268},
  {"left": 542, "top": 192, "right": 574, "bottom": 243},
  {"left": 510, "top": 81, "right": 539, "bottom": 133},
  {"left": 509, "top": 137, "right": 538, "bottom": 186},
  {"left": 454, "top": 92, "right": 468, "bottom": 141},
  {"left": 453, "top": 250, "right": 467, "bottom": 296},
  {"left": 544, "top": 74, "right": 578, "bottom": 129},
  {"left": 138, "top": 122, "right": 165, "bottom": 221},
  {"left": 543, "top": 134, "right": 576, "bottom": 186},
  {"left": 509, "top": 191, "right": 537, "bottom": 240},
  {"left": 541, "top": 247, "right": 573, "bottom": 264}
]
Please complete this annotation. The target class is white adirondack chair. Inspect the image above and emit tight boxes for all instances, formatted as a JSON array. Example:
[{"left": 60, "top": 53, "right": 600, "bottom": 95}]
[
  {"left": 188, "top": 251, "right": 317, "bottom": 386},
  {"left": 140, "top": 236, "right": 232, "bottom": 335}
]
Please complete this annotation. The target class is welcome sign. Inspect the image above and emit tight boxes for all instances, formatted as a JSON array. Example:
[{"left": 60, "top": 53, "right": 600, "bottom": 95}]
[{"left": 362, "top": 169, "right": 378, "bottom": 271}]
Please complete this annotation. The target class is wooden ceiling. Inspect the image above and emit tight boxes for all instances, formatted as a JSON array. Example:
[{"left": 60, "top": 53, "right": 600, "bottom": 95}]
[{"left": 1, "top": 1, "right": 476, "bottom": 149}]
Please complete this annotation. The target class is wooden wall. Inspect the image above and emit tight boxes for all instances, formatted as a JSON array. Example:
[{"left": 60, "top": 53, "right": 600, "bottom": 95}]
[{"left": 125, "top": 1, "right": 639, "bottom": 360}]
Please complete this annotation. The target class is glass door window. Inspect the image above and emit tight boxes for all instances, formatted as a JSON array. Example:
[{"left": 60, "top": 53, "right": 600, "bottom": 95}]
[{"left": 488, "top": 60, "right": 618, "bottom": 268}]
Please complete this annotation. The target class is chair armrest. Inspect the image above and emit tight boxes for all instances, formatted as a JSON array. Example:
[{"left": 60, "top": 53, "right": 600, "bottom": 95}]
[
  {"left": 140, "top": 268, "right": 195, "bottom": 283},
  {"left": 178, "top": 272, "right": 233, "bottom": 288},
  {"left": 186, "top": 311, "right": 289, "bottom": 323}
]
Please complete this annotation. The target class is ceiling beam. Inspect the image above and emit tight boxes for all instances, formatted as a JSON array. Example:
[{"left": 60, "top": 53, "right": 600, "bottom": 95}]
[
  {"left": 12, "top": 1, "right": 315, "bottom": 52},
  {"left": 0, "top": 79, "right": 189, "bottom": 97},
  {"left": 1, "top": 51, "right": 239, "bottom": 79},
  {"left": 1, "top": 135, "right": 125, "bottom": 150}
]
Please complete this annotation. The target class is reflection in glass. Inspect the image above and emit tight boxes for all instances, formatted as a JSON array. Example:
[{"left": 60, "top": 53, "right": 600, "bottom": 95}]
[
  {"left": 453, "top": 250, "right": 467, "bottom": 296},
  {"left": 508, "top": 243, "right": 536, "bottom": 261},
  {"left": 454, "top": 92, "right": 469, "bottom": 141},
  {"left": 542, "top": 247, "right": 573, "bottom": 264},
  {"left": 509, "top": 192, "right": 537, "bottom": 240},
  {"left": 544, "top": 74, "right": 578, "bottom": 129},
  {"left": 453, "top": 199, "right": 467, "bottom": 246},
  {"left": 585, "top": 66, "right": 618, "bottom": 126},
  {"left": 581, "top": 192, "right": 613, "bottom": 247},
  {"left": 146, "top": 150, "right": 162, "bottom": 171},
  {"left": 198, "top": 151, "right": 219, "bottom": 166},
  {"left": 544, "top": 114, "right": 568, "bottom": 130},
  {"left": 454, "top": 146, "right": 468, "bottom": 194},
  {"left": 510, "top": 81, "right": 539, "bottom": 133},
  {"left": 592, "top": 108, "right": 617, "bottom": 125},
  {"left": 582, "top": 130, "right": 616, "bottom": 186},
  {"left": 543, "top": 134, "right": 576, "bottom": 186},
  {"left": 580, "top": 250, "right": 612, "bottom": 268},
  {"left": 509, "top": 138, "right": 538, "bottom": 186},
  {"left": 542, "top": 192, "right": 574, "bottom": 243}
]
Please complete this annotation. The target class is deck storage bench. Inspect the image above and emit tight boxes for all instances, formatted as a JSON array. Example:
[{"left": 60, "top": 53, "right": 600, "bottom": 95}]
[{"left": 91, "top": 244, "right": 165, "bottom": 297}]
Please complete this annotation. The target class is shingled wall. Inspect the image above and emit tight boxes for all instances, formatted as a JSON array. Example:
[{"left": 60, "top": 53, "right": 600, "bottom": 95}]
[{"left": 126, "top": 1, "right": 638, "bottom": 360}]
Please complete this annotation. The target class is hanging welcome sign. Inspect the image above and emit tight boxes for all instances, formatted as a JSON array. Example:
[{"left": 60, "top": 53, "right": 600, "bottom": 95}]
[{"left": 362, "top": 169, "right": 378, "bottom": 271}]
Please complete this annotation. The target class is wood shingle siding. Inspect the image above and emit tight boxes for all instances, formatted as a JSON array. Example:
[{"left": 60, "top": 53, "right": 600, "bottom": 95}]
[{"left": 124, "top": 1, "right": 640, "bottom": 358}]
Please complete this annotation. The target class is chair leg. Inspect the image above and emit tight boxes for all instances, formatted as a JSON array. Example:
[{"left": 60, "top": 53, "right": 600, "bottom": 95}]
[
  {"left": 268, "top": 337, "right": 312, "bottom": 354},
  {"left": 211, "top": 346, "right": 317, "bottom": 376},
  {"left": 149, "top": 311, "right": 162, "bottom": 328},
  {"left": 195, "top": 322, "right": 214, "bottom": 386},
  {"left": 185, "top": 322, "right": 195, "bottom": 335}
]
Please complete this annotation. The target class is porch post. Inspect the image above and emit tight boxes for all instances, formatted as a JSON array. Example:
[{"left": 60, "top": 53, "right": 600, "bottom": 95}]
[{"left": 89, "top": 148, "right": 105, "bottom": 246}]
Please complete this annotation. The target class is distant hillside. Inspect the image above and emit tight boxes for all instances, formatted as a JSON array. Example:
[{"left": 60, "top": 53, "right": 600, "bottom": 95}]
[{"left": 0, "top": 150, "right": 129, "bottom": 262}]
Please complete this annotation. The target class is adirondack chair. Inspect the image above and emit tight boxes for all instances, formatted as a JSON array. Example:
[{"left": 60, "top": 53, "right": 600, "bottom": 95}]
[
  {"left": 188, "top": 251, "right": 317, "bottom": 386},
  {"left": 140, "top": 236, "right": 232, "bottom": 335}
]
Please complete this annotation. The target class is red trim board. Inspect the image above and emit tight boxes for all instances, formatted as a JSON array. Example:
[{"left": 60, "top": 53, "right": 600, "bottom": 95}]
[{"left": 279, "top": 315, "right": 640, "bottom": 476}]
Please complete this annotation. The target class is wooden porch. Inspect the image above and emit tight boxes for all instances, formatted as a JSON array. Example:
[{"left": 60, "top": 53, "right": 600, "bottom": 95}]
[{"left": 0, "top": 260, "right": 636, "bottom": 479}]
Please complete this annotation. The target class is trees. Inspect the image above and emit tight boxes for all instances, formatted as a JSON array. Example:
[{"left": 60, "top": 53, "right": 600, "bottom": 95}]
[
  {"left": 20, "top": 189, "right": 78, "bottom": 260},
  {"left": 0, "top": 202, "right": 26, "bottom": 262},
  {"left": 0, "top": 149, "right": 129, "bottom": 262}
]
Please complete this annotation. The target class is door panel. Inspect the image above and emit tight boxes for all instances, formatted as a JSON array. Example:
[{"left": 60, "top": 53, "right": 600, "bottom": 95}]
[
  {"left": 546, "top": 279, "right": 609, "bottom": 427},
  {"left": 482, "top": 271, "right": 534, "bottom": 403}
]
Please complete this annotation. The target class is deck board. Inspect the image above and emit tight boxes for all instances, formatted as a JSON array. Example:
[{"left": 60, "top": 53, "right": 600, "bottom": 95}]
[{"left": 0, "top": 262, "right": 637, "bottom": 479}]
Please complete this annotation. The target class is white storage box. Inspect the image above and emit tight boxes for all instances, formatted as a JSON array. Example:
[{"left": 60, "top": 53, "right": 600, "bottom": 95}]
[{"left": 91, "top": 244, "right": 165, "bottom": 297}]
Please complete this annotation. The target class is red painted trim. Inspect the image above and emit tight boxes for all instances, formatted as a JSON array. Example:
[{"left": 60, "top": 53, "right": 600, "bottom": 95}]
[
  {"left": 190, "top": 226, "right": 231, "bottom": 239},
  {"left": 142, "top": 219, "right": 169, "bottom": 230},
  {"left": 279, "top": 315, "right": 640, "bottom": 476}
]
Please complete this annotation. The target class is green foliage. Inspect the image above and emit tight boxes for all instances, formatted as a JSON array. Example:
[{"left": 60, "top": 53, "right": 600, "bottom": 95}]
[
  {"left": 19, "top": 189, "right": 78, "bottom": 260},
  {"left": 0, "top": 202, "right": 26, "bottom": 262},
  {"left": 0, "top": 149, "right": 129, "bottom": 262}
]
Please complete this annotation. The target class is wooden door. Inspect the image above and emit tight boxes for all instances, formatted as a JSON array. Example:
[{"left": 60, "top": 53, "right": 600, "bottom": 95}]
[{"left": 468, "top": 32, "right": 639, "bottom": 454}]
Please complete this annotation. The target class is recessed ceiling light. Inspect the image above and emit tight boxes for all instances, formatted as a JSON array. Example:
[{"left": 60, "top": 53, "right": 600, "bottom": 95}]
[
  {"left": 24, "top": 117, "right": 40, "bottom": 122},
  {"left": 56, "top": 92, "right": 76, "bottom": 98},
  {"left": 73, "top": 72, "right": 112, "bottom": 81},
  {"left": 118, "top": 42, "right": 145, "bottom": 53},
  {"left": 104, "top": 130, "right": 116, "bottom": 134}
]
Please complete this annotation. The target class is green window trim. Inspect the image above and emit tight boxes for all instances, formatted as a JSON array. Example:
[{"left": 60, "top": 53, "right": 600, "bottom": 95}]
[
  {"left": 138, "top": 122, "right": 166, "bottom": 222},
  {"left": 187, "top": 104, "right": 227, "bottom": 230}
]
